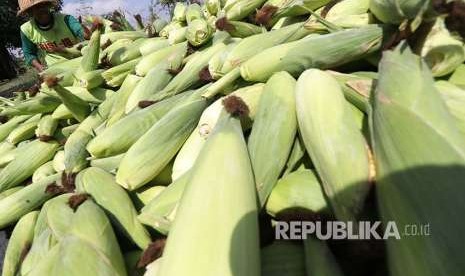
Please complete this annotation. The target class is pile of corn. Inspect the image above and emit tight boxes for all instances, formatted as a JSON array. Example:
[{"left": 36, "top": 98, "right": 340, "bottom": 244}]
[{"left": 1, "top": 0, "right": 465, "bottom": 275}]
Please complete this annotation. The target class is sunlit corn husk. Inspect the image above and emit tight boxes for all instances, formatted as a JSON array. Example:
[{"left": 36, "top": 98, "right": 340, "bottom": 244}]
[
  {"left": 266, "top": 169, "right": 330, "bottom": 218},
  {"left": 6, "top": 114, "right": 41, "bottom": 145},
  {"left": 0, "top": 140, "right": 59, "bottom": 192},
  {"left": 0, "top": 96, "right": 61, "bottom": 116},
  {"left": 102, "top": 58, "right": 141, "bottom": 87},
  {"left": 369, "top": 0, "right": 433, "bottom": 25},
  {"left": 216, "top": 17, "right": 264, "bottom": 38},
  {"left": 76, "top": 24, "right": 102, "bottom": 75},
  {"left": 171, "top": 83, "right": 264, "bottom": 181},
  {"left": 152, "top": 18, "right": 168, "bottom": 34},
  {"left": 0, "top": 174, "right": 60, "bottom": 228},
  {"left": 158, "top": 99, "right": 260, "bottom": 276},
  {"left": 87, "top": 91, "right": 189, "bottom": 158},
  {"left": 248, "top": 72, "right": 297, "bottom": 207},
  {"left": 90, "top": 153, "right": 124, "bottom": 173},
  {"left": 0, "top": 115, "right": 31, "bottom": 142},
  {"left": 74, "top": 69, "right": 105, "bottom": 89},
  {"left": 208, "top": 40, "right": 240, "bottom": 80},
  {"left": 449, "top": 64, "right": 465, "bottom": 88},
  {"left": 261, "top": 241, "right": 306, "bottom": 276},
  {"left": 371, "top": 44, "right": 465, "bottom": 276},
  {"left": 76, "top": 167, "right": 151, "bottom": 249},
  {"left": 241, "top": 25, "right": 383, "bottom": 82},
  {"left": 0, "top": 186, "right": 23, "bottom": 200},
  {"left": 222, "top": 0, "right": 266, "bottom": 21},
  {"left": 101, "top": 30, "right": 146, "bottom": 44},
  {"left": 220, "top": 22, "right": 306, "bottom": 74},
  {"left": 418, "top": 18, "right": 465, "bottom": 77},
  {"left": 32, "top": 161, "right": 56, "bottom": 183},
  {"left": 132, "top": 185, "right": 166, "bottom": 210},
  {"left": 173, "top": 3, "right": 187, "bottom": 22},
  {"left": 35, "top": 115, "right": 58, "bottom": 140},
  {"left": 296, "top": 69, "right": 371, "bottom": 222},
  {"left": 186, "top": 3, "right": 204, "bottom": 23},
  {"left": 1, "top": 211, "right": 39, "bottom": 276},
  {"left": 257, "top": 0, "right": 331, "bottom": 26},
  {"left": 116, "top": 97, "right": 207, "bottom": 190},
  {"left": 139, "top": 38, "right": 170, "bottom": 56},
  {"left": 52, "top": 150, "right": 65, "bottom": 172},
  {"left": 186, "top": 19, "right": 214, "bottom": 46},
  {"left": 168, "top": 27, "right": 188, "bottom": 45},
  {"left": 135, "top": 42, "right": 188, "bottom": 76},
  {"left": 159, "top": 20, "right": 186, "bottom": 38},
  {"left": 107, "top": 74, "right": 143, "bottom": 126},
  {"left": 435, "top": 81, "right": 465, "bottom": 137},
  {"left": 304, "top": 237, "right": 344, "bottom": 276}
]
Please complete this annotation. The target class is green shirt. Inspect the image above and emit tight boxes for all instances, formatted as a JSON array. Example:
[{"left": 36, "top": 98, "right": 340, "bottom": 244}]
[{"left": 20, "top": 13, "right": 84, "bottom": 66}]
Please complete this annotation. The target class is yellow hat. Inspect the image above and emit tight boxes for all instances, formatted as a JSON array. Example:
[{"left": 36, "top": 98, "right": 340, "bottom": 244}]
[{"left": 17, "top": 0, "right": 57, "bottom": 16}]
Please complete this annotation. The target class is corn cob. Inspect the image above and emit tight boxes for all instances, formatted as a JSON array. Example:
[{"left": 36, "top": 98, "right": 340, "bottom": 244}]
[
  {"left": 100, "top": 38, "right": 132, "bottom": 60},
  {"left": 0, "top": 186, "right": 23, "bottom": 200},
  {"left": 76, "top": 167, "right": 152, "bottom": 249},
  {"left": 296, "top": 69, "right": 371, "bottom": 222},
  {"left": 371, "top": 44, "right": 465, "bottom": 276},
  {"left": 51, "top": 104, "right": 73, "bottom": 120},
  {"left": 329, "top": 71, "right": 375, "bottom": 113},
  {"left": 241, "top": 25, "right": 383, "bottom": 82},
  {"left": 435, "top": 81, "right": 465, "bottom": 137},
  {"left": 207, "top": 0, "right": 222, "bottom": 15},
  {"left": 59, "top": 123, "right": 79, "bottom": 138},
  {"left": 90, "top": 153, "right": 124, "bottom": 173},
  {"left": 6, "top": 114, "right": 41, "bottom": 145},
  {"left": 0, "top": 140, "right": 59, "bottom": 192},
  {"left": 221, "top": 0, "right": 266, "bottom": 21},
  {"left": 208, "top": 40, "right": 240, "bottom": 80},
  {"left": 261, "top": 241, "right": 306, "bottom": 276},
  {"left": 0, "top": 174, "right": 60, "bottom": 228},
  {"left": 158, "top": 97, "right": 260, "bottom": 276},
  {"left": 102, "top": 57, "right": 141, "bottom": 87},
  {"left": 52, "top": 150, "right": 65, "bottom": 172},
  {"left": 74, "top": 69, "right": 105, "bottom": 89},
  {"left": 132, "top": 185, "right": 166, "bottom": 210},
  {"left": 0, "top": 115, "right": 31, "bottom": 142},
  {"left": 108, "top": 38, "right": 146, "bottom": 66},
  {"left": 41, "top": 57, "right": 82, "bottom": 76},
  {"left": 87, "top": 91, "right": 189, "bottom": 158},
  {"left": 256, "top": 0, "right": 331, "bottom": 26},
  {"left": 152, "top": 18, "right": 168, "bottom": 35},
  {"left": 173, "top": 2, "right": 187, "bottom": 22},
  {"left": 138, "top": 172, "right": 190, "bottom": 234},
  {"left": 304, "top": 237, "right": 344, "bottom": 276},
  {"left": 172, "top": 83, "right": 264, "bottom": 180},
  {"left": 0, "top": 142, "right": 16, "bottom": 168},
  {"left": 44, "top": 77, "right": 91, "bottom": 122},
  {"left": 116, "top": 97, "right": 207, "bottom": 190},
  {"left": 106, "top": 74, "right": 142, "bottom": 126},
  {"left": 144, "top": 258, "right": 163, "bottom": 276},
  {"left": 159, "top": 21, "right": 186, "bottom": 38},
  {"left": 124, "top": 251, "right": 144, "bottom": 276},
  {"left": 135, "top": 42, "right": 188, "bottom": 76},
  {"left": 283, "top": 134, "right": 308, "bottom": 175},
  {"left": 35, "top": 115, "right": 58, "bottom": 140},
  {"left": 139, "top": 38, "right": 170, "bottom": 56},
  {"left": 186, "top": 3, "right": 204, "bottom": 23},
  {"left": 32, "top": 161, "right": 56, "bottom": 183},
  {"left": 369, "top": 0, "right": 432, "bottom": 25},
  {"left": 216, "top": 17, "right": 264, "bottom": 38},
  {"left": 1, "top": 211, "right": 39, "bottom": 276},
  {"left": 248, "top": 72, "right": 297, "bottom": 207},
  {"left": 100, "top": 30, "right": 146, "bottom": 43},
  {"left": 0, "top": 96, "right": 61, "bottom": 116},
  {"left": 266, "top": 169, "right": 330, "bottom": 218},
  {"left": 186, "top": 19, "right": 214, "bottom": 46},
  {"left": 449, "top": 64, "right": 465, "bottom": 88},
  {"left": 76, "top": 23, "right": 103, "bottom": 76}
]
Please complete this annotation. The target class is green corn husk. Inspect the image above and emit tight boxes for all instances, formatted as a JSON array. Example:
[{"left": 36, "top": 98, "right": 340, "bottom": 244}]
[
  {"left": 64, "top": 94, "right": 116, "bottom": 174},
  {"left": 0, "top": 174, "right": 60, "bottom": 228},
  {"left": 107, "top": 74, "right": 143, "bottom": 126},
  {"left": 45, "top": 86, "right": 112, "bottom": 104},
  {"left": 90, "top": 153, "right": 124, "bottom": 173},
  {"left": 51, "top": 104, "right": 73, "bottom": 120},
  {"left": 46, "top": 80, "right": 91, "bottom": 122},
  {"left": 132, "top": 185, "right": 166, "bottom": 210},
  {"left": 0, "top": 115, "right": 31, "bottom": 141},
  {"left": 159, "top": 21, "right": 186, "bottom": 38},
  {"left": 6, "top": 114, "right": 41, "bottom": 145},
  {"left": 449, "top": 64, "right": 465, "bottom": 88},
  {"left": 0, "top": 186, "right": 23, "bottom": 200},
  {"left": 135, "top": 42, "right": 188, "bottom": 76},
  {"left": 171, "top": 83, "right": 264, "bottom": 180},
  {"left": 53, "top": 150, "right": 65, "bottom": 172},
  {"left": 266, "top": 169, "right": 329, "bottom": 217},
  {"left": 0, "top": 96, "right": 61, "bottom": 116},
  {"left": 158, "top": 101, "right": 260, "bottom": 276},
  {"left": 29, "top": 198, "right": 127, "bottom": 276},
  {"left": 101, "top": 31, "right": 146, "bottom": 43},
  {"left": 296, "top": 69, "right": 371, "bottom": 222},
  {"left": 173, "top": 3, "right": 187, "bottom": 22},
  {"left": 41, "top": 57, "right": 82, "bottom": 76},
  {"left": 74, "top": 69, "right": 105, "bottom": 89},
  {"left": 186, "top": 3, "right": 204, "bottom": 23},
  {"left": 108, "top": 38, "right": 146, "bottom": 66},
  {"left": 329, "top": 70, "right": 375, "bottom": 113},
  {"left": 261, "top": 241, "right": 306, "bottom": 276},
  {"left": 216, "top": 18, "right": 264, "bottom": 38},
  {"left": 258, "top": 0, "right": 331, "bottom": 25},
  {"left": 101, "top": 39, "right": 132, "bottom": 59},
  {"left": 207, "top": 0, "right": 222, "bottom": 15},
  {"left": 208, "top": 40, "right": 240, "bottom": 80},
  {"left": 371, "top": 44, "right": 465, "bottom": 276},
  {"left": 0, "top": 140, "right": 59, "bottom": 192},
  {"left": 1, "top": 211, "right": 39, "bottom": 276},
  {"left": 138, "top": 172, "right": 190, "bottom": 234},
  {"left": 304, "top": 237, "right": 344, "bottom": 276},
  {"left": 0, "top": 142, "right": 16, "bottom": 168},
  {"left": 87, "top": 91, "right": 189, "bottom": 158},
  {"left": 102, "top": 58, "right": 141, "bottom": 87},
  {"left": 283, "top": 134, "right": 308, "bottom": 175},
  {"left": 152, "top": 19, "right": 168, "bottom": 34},
  {"left": 435, "top": 81, "right": 465, "bottom": 137},
  {"left": 145, "top": 258, "right": 163, "bottom": 276},
  {"left": 168, "top": 27, "right": 187, "bottom": 45},
  {"left": 153, "top": 43, "right": 227, "bottom": 101},
  {"left": 32, "top": 161, "right": 56, "bottom": 183},
  {"left": 241, "top": 25, "right": 383, "bottom": 82},
  {"left": 418, "top": 18, "right": 465, "bottom": 77},
  {"left": 186, "top": 19, "right": 214, "bottom": 46},
  {"left": 124, "top": 251, "right": 144, "bottom": 276},
  {"left": 369, "top": 0, "right": 432, "bottom": 25},
  {"left": 116, "top": 98, "right": 207, "bottom": 190},
  {"left": 139, "top": 38, "right": 170, "bottom": 56},
  {"left": 35, "top": 115, "right": 58, "bottom": 139},
  {"left": 76, "top": 167, "right": 151, "bottom": 249},
  {"left": 60, "top": 123, "right": 79, "bottom": 138},
  {"left": 222, "top": 0, "right": 267, "bottom": 21},
  {"left": 76, "top": 25, "right": 102, "bottom": 75},
  {"left": 248, "top": 72, "right": 297, "bottom": 207}
]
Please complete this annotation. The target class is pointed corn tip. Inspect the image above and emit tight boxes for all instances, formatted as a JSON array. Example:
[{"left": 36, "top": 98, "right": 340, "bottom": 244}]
[{"left": 222, "top": 95, "right": 250, "bottom": 118}]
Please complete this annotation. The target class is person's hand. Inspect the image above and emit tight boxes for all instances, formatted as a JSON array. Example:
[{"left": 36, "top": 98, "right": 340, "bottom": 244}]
[
  {"left": 45, "top": 44, "right": 66, "bottom": 53},
  {"left": 31, "top": 59, "right": 46, "bottom": 72}
]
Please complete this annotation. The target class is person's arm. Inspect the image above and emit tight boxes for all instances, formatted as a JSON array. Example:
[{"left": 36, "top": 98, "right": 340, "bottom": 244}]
[
  {"left": 20, "top": 31, "right": 45, "bottom": 72},
  {"left": 64, "top": 15, "right": 85, "bottom": 41}
]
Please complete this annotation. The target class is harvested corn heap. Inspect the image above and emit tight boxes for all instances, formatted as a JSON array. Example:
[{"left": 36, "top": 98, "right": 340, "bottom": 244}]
[{"left": 1, "top": 1, "right": 465, "bottom": 276}]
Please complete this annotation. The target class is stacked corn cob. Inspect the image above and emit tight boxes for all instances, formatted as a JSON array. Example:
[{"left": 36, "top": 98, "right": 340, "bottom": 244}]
[{"left": 1, "top": 1, "right": 465, "bottom": 276}]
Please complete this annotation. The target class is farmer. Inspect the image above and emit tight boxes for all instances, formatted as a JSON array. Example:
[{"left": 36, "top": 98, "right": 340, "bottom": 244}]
[{"left": 18, "top": 0, "right": 85, "bottom": 72}]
